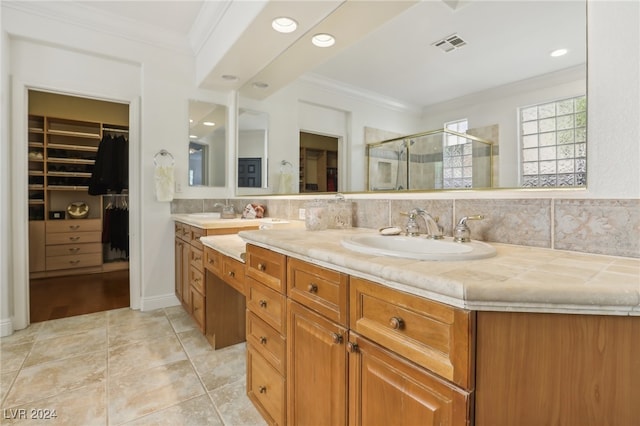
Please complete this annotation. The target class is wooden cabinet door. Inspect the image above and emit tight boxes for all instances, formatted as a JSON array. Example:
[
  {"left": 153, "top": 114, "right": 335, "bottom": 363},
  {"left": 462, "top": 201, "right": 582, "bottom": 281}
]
[
  {"left": 287, "top": 300, "right": 348, "bottom": 426},
  {"left": 174, "top": 237, "right": 184, "bottom": 301},
  {"left": 182, "top": 244, "right": 191, "bottom": 311},
  {"left": 348, "top": 333, "right": 472, "bottom": 426}
]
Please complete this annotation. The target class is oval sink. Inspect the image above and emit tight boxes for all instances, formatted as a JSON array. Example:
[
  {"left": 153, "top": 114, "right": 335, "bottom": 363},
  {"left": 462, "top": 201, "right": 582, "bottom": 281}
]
[
  {"left": 187, "top": 212, "right": 221, "bottom": 219},
  {"left": 341, "top": 234, "right": 496, "bottom": 261}
]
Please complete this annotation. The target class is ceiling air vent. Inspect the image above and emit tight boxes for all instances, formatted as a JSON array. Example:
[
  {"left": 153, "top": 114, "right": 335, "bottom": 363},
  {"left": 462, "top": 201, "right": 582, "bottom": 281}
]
[{"left": 433, "top": 34, "right": 467, "bottom": 53}]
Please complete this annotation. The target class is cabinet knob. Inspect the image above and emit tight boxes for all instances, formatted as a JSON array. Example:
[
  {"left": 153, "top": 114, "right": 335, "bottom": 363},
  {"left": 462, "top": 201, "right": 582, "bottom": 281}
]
[
  {"left": 259, "top": 336, "right": 267, "bottom": 345},
  {"left": 307, "top": 283, "right": 318, "bottom": 293},
  {"left": 331, "top": 332, "right": 343, "bottom": 344},
  {"left": 389, "top": 317, "right": 404, "bottom": 330},
  {"left": 259, "top": 300, "right": 267, "bottom": 308},
  {"left": 257, "top": 263, "right": 266, "bottom": 271},
  {"left": 228, "top": 271, "right": 235, "bottom": 278},
  {"left": 347, "top": 342, "right": 359, "bottom": 353},
  {"left": 258, "top": 386, "right": 267, "bottom": 394}
]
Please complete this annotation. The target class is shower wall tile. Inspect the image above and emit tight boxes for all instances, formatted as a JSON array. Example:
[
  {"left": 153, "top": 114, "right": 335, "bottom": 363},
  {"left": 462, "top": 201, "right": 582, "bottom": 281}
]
[
  {"left": 454, "top": 199, "right": 552, "bottom": 247},
  {"left": 554, "top": 199, "right": 640, "bottom": 258}
]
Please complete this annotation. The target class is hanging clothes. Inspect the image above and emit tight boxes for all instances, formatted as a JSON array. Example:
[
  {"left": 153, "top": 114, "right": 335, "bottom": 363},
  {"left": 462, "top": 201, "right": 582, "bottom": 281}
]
[
  {"left": 89, "top": 134, "right": 128, "bottom": 195},
  {"left": 103, "top": 195, "right": 129, "bottom": 261}
]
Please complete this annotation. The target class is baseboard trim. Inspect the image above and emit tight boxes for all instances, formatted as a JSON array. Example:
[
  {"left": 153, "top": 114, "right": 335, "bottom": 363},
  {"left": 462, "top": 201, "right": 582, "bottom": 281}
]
[
  {"left": 140, "top": 293, "right": 180, "bottom": 312},
  {"left": 0, "top": 317, "right": 14, "bottom": 337}
]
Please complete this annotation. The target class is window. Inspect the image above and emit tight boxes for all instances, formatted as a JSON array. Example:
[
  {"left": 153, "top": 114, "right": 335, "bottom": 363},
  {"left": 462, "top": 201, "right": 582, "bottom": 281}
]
[
  {"left": 443, "top": 119, "right": 471, "bottom": 188},
  {"left": 520, "top": 95, "right": 587, "bottom": 187}
]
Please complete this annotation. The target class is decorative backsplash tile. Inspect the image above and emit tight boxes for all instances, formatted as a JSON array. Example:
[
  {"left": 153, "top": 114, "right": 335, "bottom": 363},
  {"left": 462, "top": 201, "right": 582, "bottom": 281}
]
[
  {"left": 554, "top": 199, "right": 640, "bottom": 258},
  {"left": 171, "top": 196, "right": 640, "bottom": 258}
]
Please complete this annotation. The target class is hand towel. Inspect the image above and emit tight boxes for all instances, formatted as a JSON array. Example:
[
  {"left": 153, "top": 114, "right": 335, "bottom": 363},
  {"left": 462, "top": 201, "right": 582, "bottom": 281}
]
[
  {"left": 154, "top": 165, "right": 175, "bottom": 202},
  {"left": 277, "top": 172, "right": 292, "bottom": 194}
]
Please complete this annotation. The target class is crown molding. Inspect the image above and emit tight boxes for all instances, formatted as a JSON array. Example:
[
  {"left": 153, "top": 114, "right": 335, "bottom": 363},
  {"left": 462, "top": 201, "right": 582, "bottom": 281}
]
[
  {"left": 300, "top": 73, "right": 423, "bottom": 116},
  {"left": 3, "top": 1, "right": 193, "bottom": 56},
  {"left": 188, "top": 0, "right": 233, "bottom": 56}
]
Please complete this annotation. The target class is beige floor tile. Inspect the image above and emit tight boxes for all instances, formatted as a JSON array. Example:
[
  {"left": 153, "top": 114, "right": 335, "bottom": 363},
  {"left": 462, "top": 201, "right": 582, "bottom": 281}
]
[
  {"left": 0, "top": 342, "right": 33, "bottom": 373},
  {"left": 24, "top": 327, "right": 107, "bottom": 368},
  {"left": 108, "top": 334, "right": 187, "bottom": 378},
  {"left": 37, "top": 311, "right": 107, "bottom": 340},
  {"left": 108, "top": 359, "right": 205, "bottom": 425},
  {"left": 1, "top": 381, "right": 106, "bottom": 426},
  {"left": 191, "top": 343, "right": 246, "bottom": 391},
  {"left": 165, "top": 308, "right": 199, "bottom": 333},
  {"left": 107, "top": 316, "right": 175, "bottom": 348},
  {"left": 1, "top": 370, "right": 18, "bottom": 404},
  {"left": 0, "top": 323, "right": 43, "bottom": 347},
  {"left": 3, "top": 351, "right": 106, "bottom": 408},
  {"left": 107, "top": 307, "right": 167, "bottom": 328},
  {"left": 122, "top": 394, "right": 223, "bottom": 426},
  {"left": 177, "top": 329, "right": 215, "bottom": 359},
  {"left": 210, "top": 380, "right": 267, "bottom": 426}
]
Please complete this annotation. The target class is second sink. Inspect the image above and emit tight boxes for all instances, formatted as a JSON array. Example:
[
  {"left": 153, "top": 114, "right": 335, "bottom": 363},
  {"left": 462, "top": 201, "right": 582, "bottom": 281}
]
[{"left": 341, "top": 234, "right": 496, "bottom": 261}]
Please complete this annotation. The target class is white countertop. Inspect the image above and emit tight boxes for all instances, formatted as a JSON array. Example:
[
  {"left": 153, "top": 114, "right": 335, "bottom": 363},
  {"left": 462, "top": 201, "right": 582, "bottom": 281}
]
[
  {"left": 200, "top": 234, "right": 247, "bottom": 262},
  {"left": 238, "top": 227, "right": 640, "bottom": 316}
]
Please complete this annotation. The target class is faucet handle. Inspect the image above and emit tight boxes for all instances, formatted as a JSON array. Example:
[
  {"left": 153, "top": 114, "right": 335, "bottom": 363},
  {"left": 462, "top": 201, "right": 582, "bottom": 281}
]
[{"left": 453, "top": 215, "right": 485, "bottom": 242}]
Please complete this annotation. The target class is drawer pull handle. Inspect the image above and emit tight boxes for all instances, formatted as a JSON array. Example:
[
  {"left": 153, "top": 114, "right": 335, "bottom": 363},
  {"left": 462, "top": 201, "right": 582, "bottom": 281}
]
[
  {"left": 259, "top": 300, "right": 267, "bottom": 308},
  {"left": 307, "top": 283, "right": 318, "bottom": 293},
  {"left": 69, "top": 260, "right": 80, "bottom": 265},
  {"left": 331, "top": 333, "right": 343, "bottom": 344},
  {"left": 259, "top": 336, "right": 267, "bottom": 345},
  {"left": 389, "top": 317, "right": 405, "bottom": 330},
  {"left": 347, "top": 342, "right": 359, "bottom": 353},
  {"left": 257, "top": 263, "right": 266, "bottom": 271},
  {"left": 228, "top": 271, "right": 235, "bottom": 278},
  {"left": 194, "top": 256, "right": 201, "bottom": 261},
  {"left": 258, "top": 385, "right": 267, "bottom": 394},
  {"left": 194, "top": 277, "right": 201, "bottom": 283},
  {"left": 69, "top": 236, "right": 80, "bottom": 241},
  {"left": 69, "top": 247, "right": 80, "bottom": 253},
  {"left": 208, "top": 258, "right": 214, "bottom": 264},
  {"left": 69, "top": 225, "right": 80, "bottom": 230}
]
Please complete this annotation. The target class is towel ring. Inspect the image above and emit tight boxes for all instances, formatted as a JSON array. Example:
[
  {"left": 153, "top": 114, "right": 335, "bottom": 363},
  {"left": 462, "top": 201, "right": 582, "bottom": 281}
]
[{"left": 154, "top": 149, "right": 175, "bottom": 166}]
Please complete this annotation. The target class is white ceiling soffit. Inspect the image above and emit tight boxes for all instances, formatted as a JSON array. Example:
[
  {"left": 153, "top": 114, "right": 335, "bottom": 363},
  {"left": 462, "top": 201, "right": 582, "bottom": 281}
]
[
  {"left": 198, "top": 0, "right": 346, "bottom": 92},
  {"left": 239, "top": 0, "right": 419, "bottom": 100}
]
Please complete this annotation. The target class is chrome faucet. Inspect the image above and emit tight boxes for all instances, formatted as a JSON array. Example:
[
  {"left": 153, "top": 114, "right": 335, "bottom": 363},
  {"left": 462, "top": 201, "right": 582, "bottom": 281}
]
[
  {"left": 409, "top": 208, "right": 444, "bottom": 239},
  {"left": 453, "top": 215, "right": 484, "bottom": 242}
]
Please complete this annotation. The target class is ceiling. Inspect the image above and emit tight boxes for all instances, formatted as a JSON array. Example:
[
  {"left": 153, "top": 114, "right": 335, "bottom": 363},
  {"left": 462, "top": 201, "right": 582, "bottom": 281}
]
[{"left": 70, "top": 0, "right": 586, "bottom": 109}]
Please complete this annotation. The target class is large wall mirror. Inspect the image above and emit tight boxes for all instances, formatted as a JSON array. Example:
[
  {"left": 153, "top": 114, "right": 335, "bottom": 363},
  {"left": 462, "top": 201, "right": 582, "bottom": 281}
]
[
  {"left": 188, "top": 100, "right": 227, "bottom": 187},
  {"left": 237, "top": 108, "right": 269, "bottom": 193},
  {"left": 237, "top": 0, "right": 587, "bottom": 195}
]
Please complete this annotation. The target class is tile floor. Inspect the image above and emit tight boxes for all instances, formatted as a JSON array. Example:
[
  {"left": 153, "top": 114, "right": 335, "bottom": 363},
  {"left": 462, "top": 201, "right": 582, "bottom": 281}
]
[{"left": 0, "top": 306, "right": 267, "bottom": 425}]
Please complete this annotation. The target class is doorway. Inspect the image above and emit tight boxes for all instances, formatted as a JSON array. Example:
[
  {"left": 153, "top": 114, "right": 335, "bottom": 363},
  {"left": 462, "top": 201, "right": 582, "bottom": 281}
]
[
  {"left": 27, "top": 90, "right": 131, "bottom": 322},
  {"left": 299, "top": 132, "right": 339, "bottom": 192}
]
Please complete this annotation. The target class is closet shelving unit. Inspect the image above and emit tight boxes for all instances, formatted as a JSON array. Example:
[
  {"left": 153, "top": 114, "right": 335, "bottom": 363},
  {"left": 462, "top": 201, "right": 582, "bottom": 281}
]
[{"left": 28, "top": 115, "right": 129, "bottom": 278}]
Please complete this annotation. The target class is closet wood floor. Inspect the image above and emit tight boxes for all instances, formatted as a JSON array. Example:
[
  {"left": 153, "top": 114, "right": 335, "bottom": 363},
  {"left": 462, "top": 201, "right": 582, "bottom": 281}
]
[{"left": 29, "top": 270, "right": 129, "bottom": 323}]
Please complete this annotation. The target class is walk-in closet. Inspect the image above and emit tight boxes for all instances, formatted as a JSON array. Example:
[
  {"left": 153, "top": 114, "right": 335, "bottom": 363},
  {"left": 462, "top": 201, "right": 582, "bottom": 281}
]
[{"left": 27, "top": 90, "right": 131, "bottom": 322}]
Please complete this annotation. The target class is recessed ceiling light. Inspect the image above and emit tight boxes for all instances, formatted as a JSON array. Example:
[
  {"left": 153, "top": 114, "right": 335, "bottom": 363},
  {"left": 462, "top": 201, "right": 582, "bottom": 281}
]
[
  {"left": 189, "top": 135, "right": 197, "bottom": 139},
  {"left": 221, "top": 74, "right": 238, "bottom": 81},
  {"left": 272, "top": 17, "right": 298, "bottom": 34},
  {"left": 203, "top": 121, "right": 215, "bottom": 126},
  {"left": 550, "top": 48, "right": 568, "bottom": 57},
  {"left": 312, "top": 33, "right": 335, "bottom": 48},
  {"left": 252, "top": 81, "right": 269, "bottom": 89}
]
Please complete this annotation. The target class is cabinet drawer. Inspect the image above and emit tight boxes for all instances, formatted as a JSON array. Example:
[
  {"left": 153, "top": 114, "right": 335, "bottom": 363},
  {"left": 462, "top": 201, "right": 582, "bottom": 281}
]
[
  {"left": 246, "top": 244, "right": 286, "bottom": 294},
  {"left": 247, "top": 277, "right": 286, "bottom": 335},
  {"left": 47, "top": 219, "right": 101, "bottom": 233},
  {"left": 247, "top": 311, "right": 286, "bottom": 375},
  {"left": 176, "top": 223, "right": 191, "bottom": 241},
  {"left": 204, "top": 246, "right": 222, "bottom": 276},
  {"left": 189, "top": 267, "right": 205, "bottom": 295},
  {"left": 350, "top": 277, "right": 474, "bottom": 389},
  {"left": 247, "top": 345, "right": 285, "bottom": 426},
  {"left": 191, "top": 289, "right": 205, "bottom": 332},
  {"left": 46, "top": 242, "right": 102, "bottom": 257},
  {"left": 190, "top": 226, "right": 205, "bottom": 250},
  {"left": 189, "top": 246, "right": 204, "bottom": 272},
  {"left": 287, "top": 257, "right": 349, "bottom": 326},
  {"left": 46, "top": 253, "right": 102, "bottom": 270},
  {"left": 222, "top": 256, "right": 246, "bottom": 295},
  {"left": 46, "top": 231, "right": 101, "bottom": 245}
]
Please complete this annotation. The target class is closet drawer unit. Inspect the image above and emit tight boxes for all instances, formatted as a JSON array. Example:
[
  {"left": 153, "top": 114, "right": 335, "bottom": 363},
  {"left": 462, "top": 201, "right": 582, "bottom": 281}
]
[
  {"left": 247, "top": 345, "right": 286, "bottom": 426},
  {"left": 247, "top": 311, "right": 286, "bottom": 375},
  {"left": 46, "top": 253, "right": 102, "bottom": 271},
  {"left": 287, "top": 257, "right": 349, "bottom": 327},
  {"left": 46, "top": 231, "right": 101, "bottom": 245},
  {"left": 189, "top": 267, "right": 205, "bottom": 295},
  {"left": 204, "top": 246, "right": 223, "bottom": 276},
  {"left": 222, "top": 256, "right": 246, "bottom": 295},
  {"left": 247, "top": 277, "right": 287, "bottom": 335},
  {"left": 47, "top": 219, "right": 101, "bottom": 234},
  {"left": 350, "top": 277, "right": 474, "bottom": 389},
  {"left": 46, "top": 242, "right": 102, "bottom": 257},
  {"left": 190, "top": 226, "right": 205, "bottom": 250},
  {"left": 246, "top": 244, "right": 286, "bottom": 294},
  {"left": 189, "top": 246, "right": 204, "bottom": 272}
]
